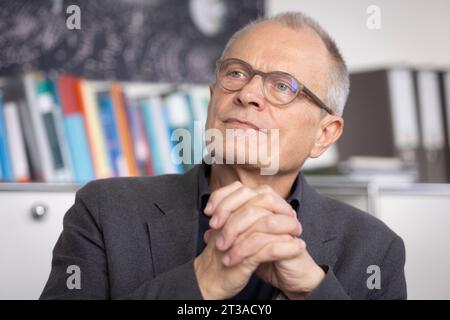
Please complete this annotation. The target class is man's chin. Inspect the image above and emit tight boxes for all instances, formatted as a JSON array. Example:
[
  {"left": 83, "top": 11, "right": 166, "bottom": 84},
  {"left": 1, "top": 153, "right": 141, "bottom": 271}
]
[{"left": 205, "top": 150, "right": 280, "bottom": 175}]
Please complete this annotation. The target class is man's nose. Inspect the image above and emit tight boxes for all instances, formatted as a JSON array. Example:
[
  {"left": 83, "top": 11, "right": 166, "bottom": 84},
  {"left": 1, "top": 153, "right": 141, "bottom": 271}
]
[{"left": 233, "top": 75, "right": 266, "bottom": 110}]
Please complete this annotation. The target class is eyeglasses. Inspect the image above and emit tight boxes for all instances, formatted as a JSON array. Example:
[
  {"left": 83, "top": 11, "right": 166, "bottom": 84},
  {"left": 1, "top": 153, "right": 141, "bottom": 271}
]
[{"left": 216, "top": 58, "right": 333, "bottom": 115}]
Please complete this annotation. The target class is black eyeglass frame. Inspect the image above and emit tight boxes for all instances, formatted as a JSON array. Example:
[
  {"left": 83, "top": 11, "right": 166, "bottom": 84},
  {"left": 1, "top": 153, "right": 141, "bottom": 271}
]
[{"left": 216, "top": 58, "right": 334, "bottom": 115}]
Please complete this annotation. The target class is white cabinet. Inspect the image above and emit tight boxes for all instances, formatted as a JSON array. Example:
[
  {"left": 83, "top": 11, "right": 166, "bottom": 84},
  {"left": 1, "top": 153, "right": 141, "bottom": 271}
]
[
  {"left": 375, "top": 189, "right": 450, "bottom": 300},
  {"left": 0, "top": 184, "right": 78, "bottom": 300}
]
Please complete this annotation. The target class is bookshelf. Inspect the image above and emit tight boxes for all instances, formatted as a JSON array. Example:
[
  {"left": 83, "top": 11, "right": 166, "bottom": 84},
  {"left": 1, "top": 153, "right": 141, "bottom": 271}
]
[{"left": 0, "top": 72, "right": 211, "bottom": 185}]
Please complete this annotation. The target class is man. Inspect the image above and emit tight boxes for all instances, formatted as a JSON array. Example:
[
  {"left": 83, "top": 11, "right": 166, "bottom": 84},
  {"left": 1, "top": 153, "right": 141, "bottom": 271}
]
[{"left": 41, "top": 12, "right": 407, "bottom": 300}]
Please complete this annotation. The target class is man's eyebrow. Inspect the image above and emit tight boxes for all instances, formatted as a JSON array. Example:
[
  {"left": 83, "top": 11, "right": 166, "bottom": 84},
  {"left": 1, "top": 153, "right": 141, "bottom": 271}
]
[{"left": 222, "top": 56, "right": 315, "bottom": 87}]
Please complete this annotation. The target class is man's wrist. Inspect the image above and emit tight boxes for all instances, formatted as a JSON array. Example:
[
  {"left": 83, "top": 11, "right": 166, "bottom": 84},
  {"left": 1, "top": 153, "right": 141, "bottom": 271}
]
[
  {"left": 194, "top": 256, "right": 222, "bottom": 300},
  {"left": 283, "top": 264, "right": 326, "bottom": 300},
  {"left": 194, "top": 257, "right": 212, "bottom": 299}
]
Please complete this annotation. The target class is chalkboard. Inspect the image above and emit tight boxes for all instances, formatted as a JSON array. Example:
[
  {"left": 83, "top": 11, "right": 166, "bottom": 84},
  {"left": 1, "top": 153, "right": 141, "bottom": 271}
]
[{"left": 0, "top": 0, "right": 264, "bottom": 83}]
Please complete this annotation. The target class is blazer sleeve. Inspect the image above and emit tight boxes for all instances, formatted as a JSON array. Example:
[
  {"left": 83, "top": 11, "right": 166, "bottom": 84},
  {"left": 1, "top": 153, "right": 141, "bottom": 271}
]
[
  {"left": 367, "top": 235, "right": 407, "bottom": 300},
  {"left": 304, "top": 266, "right": 351, "bottom": 300},
  {"left": 39, "top": 186, "right": 204, "bottom": 300},
  {"left": 118, "top": 259, "right": 203, "bottom": 300},
  {"left": 305, "top": 235, "right": 407, "bottom": 300}
]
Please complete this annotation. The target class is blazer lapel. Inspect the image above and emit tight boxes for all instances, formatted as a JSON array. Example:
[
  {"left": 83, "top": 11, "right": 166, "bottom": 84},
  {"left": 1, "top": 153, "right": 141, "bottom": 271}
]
[
  {"left": 146, "top": 165, "right": 201, "bottom": 276},
  {"left": 297, "top": 173, "right": 338, "bottom": 268}
]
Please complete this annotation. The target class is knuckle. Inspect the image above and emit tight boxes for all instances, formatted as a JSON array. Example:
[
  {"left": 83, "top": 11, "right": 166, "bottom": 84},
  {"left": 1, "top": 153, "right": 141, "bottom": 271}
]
[
  {"left": 297, "top": 246, "right": 303, "bottom": 255},
  {"left": 243, "top": 204, "right": 256, "bottom": 216},
  {"left": 233, "top": 181, "right": 243, "bottom": 187},
  {"left": 221, "top": 225, "right": 232, "bottom": 240},
  {"left": 230, "top": 245, "right": 244, "bottom": 260},
  {"left": 297, "top": 239, "right": 306, "bottom": 251},
  {"left": 258, "top": 184, "right": 273, "bottom": 194},
  {"left": 301, "top": 239, "right": 307, "bottom": 249},
  {"left": 241, "top": 186, "right": 254, "bottom": 196},
  {"left": 297, "top": 221, "right": 303, "bottom": 236},
  {"left": 288, "top": 217, "right": 300, "bottom": 234},
  {"left": 214, "top": 202, "right": 227, "bottom": 216},
  {"left": 249, "top": 232, "right": 265, "bottom": 244},
  {"left": 208, "top": 191, "right": 219, "bottom": 205},
  {"left": 264, "top": 215, "right": 278, "bottom": 230},
  {"left": 260, "top": 192, "right": 276, "bottom": 205},
  {"left": 268, "top": 244, "right": 279, "bottom": 257}
]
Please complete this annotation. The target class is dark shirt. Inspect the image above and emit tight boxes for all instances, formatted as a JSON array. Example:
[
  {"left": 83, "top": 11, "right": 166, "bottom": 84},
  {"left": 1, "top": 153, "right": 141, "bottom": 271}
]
[{"left": 196, "top": 164, "right": 301, "bottom": 300}]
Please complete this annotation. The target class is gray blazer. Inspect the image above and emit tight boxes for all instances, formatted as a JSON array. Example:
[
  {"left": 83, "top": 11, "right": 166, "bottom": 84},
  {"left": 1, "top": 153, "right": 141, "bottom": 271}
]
[{"left": 40, "top": 165, "right": 407, "bottom": 300}]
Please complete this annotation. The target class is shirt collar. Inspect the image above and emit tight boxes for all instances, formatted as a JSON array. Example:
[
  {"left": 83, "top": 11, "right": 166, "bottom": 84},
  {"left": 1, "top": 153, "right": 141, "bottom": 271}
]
[
  {"left": 197, "top": 163, "right": 301, "bottom": 213},
  {"left": 198, "top": 162, "right": 212, "bottom": 212}
]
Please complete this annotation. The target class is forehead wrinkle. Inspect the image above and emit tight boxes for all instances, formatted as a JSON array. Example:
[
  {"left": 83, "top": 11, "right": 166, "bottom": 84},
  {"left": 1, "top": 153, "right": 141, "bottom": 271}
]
[{"left": 223, "top": 25, "right": 330, "bottom": 90}]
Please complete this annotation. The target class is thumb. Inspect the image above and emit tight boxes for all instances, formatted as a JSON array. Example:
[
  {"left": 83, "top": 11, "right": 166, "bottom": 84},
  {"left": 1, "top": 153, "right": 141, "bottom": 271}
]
[{"left": 203, "top": 229, "right": 213, "bottom": 244}]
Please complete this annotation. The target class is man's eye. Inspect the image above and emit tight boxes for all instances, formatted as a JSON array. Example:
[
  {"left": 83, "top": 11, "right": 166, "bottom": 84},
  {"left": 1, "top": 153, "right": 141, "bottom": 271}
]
[
  {"left": 227, "top": 70, "right": 246, "bottom": 78},
  {"left": 275, "top": 82, "right": 291, "bottom": 92}
]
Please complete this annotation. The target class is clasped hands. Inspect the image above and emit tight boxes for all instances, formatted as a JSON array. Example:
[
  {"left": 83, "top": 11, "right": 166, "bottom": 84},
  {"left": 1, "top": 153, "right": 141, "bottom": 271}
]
[{"left": 194, "top": 181, "right": 325, "bottom": 300}]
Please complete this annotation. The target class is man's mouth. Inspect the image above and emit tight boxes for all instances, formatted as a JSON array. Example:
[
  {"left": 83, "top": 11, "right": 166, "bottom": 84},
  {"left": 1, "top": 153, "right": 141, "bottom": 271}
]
[{"left": 224, "top": 118, "right": 260, "bottom": 131}]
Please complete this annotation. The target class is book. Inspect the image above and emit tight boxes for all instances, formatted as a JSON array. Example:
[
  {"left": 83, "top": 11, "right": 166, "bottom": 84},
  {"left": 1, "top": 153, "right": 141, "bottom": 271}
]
[
  {"left": 140, "top": 96, "right": 181, "bottom": 175},
  {"left": 110, "top": 83, "right": 139, "bottom": 176},
  {"left": 124, "top": 95, "right": 153, "bottom": 176},
  {"left": 0, "top": 93, "right": 13, "bottom": 181},
  {"left": 187, "top": 86, "right": 210, "bottom": 164},
  {"left": 76, "top": 79, "right": 112, "bottom": 179},
  {"left": 2, "top": 78, "right": 45, "bottom": 181},
  {"left": 414, "top": 70, "right": 448, "bottom": 182},
  {"left": 57, "top": 75, "right": 95, "bottom": 182},
  {"left": 35, "top": 77, "right": 72, "bottom": 181},
  {"left": 3, "top": 101, "right": 30, "bottom": 182},
  {"left": 439, "top": 70, "right": 450, "bottom": 182},
  {"left": 23, "top": 72, "right": 60, "bottom": 182},
  {"left": 165, "top": 91, "right": 194, "bottom": 172},
  {"left": 97, "top": 91, "right": 125, "bottom": 177},
  {"left": 46, "top": 76, "right": 75, "bottom": 182}
]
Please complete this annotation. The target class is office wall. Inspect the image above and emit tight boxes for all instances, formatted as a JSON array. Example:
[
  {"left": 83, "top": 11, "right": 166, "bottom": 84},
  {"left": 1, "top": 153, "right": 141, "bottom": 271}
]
[{"left": 267, "top": 0, "right": 450, "bottom": 71}]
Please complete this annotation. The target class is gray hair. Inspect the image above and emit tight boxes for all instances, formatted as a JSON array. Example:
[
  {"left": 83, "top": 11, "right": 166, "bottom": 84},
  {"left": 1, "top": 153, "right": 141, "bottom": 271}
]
[{"left": 220, "top": 12, "right": 350, "bottom": 117}]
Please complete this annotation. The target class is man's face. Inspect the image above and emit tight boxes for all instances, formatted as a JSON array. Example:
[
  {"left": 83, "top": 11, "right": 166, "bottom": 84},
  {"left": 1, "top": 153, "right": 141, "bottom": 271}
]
[{"left": 205, "top": 21, "right": 333, "bottom": 173}]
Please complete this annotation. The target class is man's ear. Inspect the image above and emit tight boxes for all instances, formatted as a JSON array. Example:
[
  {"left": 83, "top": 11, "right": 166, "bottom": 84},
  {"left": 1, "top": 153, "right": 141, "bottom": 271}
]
[
  {"left": 309, "top": 116, "right": 344, "bottom": 158},
  {"left": 209, "top": 83, "right": 216, "bottom": 96}
]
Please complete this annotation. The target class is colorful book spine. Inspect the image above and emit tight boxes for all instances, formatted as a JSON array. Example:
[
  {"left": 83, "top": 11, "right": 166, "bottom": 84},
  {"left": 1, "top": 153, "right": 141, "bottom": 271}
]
[
  {"left": 36, "top": 78, "right": 72, "bottom": 181},
  {"left": 125, "top": 97, "right": 153, "bottom": 176},
  {"left": 23, "top": 73, "right": 56, "bottom": 182},
  {"left": 187, "top": 86, "right": 210, "bottom": 164},
  {"left": 8, "top": 80, "right": 45, "bottom": 181},
  {"left": 76, "top": 80, "right": 112, "bottom": 179},
  {"left": 0, "top": 93, "right": 14, "bottom": 181},
  {"left": 97, "top": 91, "right": 124, "bottom": 177},
  {"left": 57, "top": 75, "right": 95, "bottom": 182},
  {"left": 140, "top": 97, "right": 181, "bottom": 175},
  {"left": 110, "top": 83, "right": 139, "bottom": 176},
  {"left": 165, "top": 91, "right": 194, "bottom": 172},
  {"left": 3, "top": 101, "right": 30, "bottom": 182},
  {"left": 46, "top": 77, "right": 74, "bottom": 182}
]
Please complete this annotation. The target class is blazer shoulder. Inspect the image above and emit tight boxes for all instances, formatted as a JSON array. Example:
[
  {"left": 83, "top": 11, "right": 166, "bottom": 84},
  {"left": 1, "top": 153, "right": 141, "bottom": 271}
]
[
  {"left": 76, "top": 174, "right": 181, "bottom": 202},
  {"left": 321, "top": 195, "right": 401, "bottom": 245},
  {"left": 70, "top": 174, "right": 183, "bottom": 223}
]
